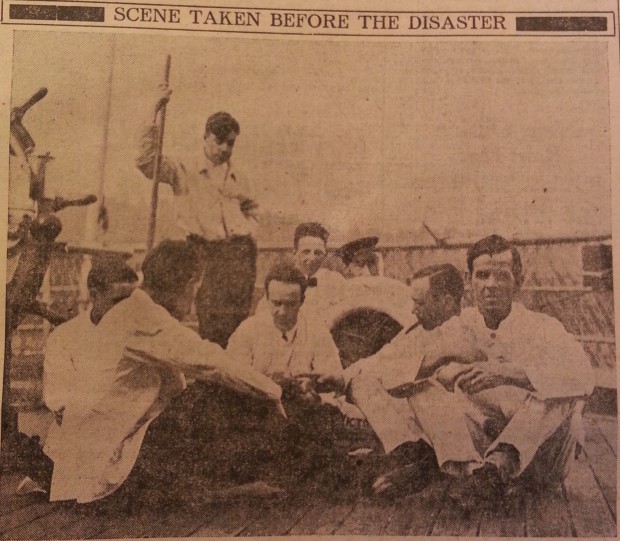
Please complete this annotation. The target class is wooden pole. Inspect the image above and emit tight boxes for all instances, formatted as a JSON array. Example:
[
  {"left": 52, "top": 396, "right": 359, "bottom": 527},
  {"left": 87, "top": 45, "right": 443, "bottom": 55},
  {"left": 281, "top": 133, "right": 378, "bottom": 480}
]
[{"left": 147, "top": 55, "right": 172, "bottom": 251}]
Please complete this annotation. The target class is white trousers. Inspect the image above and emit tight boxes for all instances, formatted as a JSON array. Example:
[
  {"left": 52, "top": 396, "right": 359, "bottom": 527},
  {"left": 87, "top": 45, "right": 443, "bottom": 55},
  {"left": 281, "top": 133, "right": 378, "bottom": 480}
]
[
  {"left": 349, "top": 375, "right": 426, "bottom": 454},
  {"left": 411, "top": 381, "right": 582, "bottom": 483},
  {"left": 351, "top": 375, "right": 582, "bottom": 484}
]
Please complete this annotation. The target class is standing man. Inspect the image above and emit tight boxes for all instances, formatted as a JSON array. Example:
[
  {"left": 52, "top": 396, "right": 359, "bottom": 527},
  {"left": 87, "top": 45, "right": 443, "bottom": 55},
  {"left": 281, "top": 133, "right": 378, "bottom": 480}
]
[{"left": 137, "top": 87, "right": 259, "bottom": 346}]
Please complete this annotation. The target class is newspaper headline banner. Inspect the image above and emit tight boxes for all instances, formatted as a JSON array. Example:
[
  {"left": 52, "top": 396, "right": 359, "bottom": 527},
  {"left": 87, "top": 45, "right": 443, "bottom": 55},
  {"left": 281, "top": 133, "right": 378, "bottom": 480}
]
[{"left": 1, "top": 2, "right": 616, "bottom": 37}]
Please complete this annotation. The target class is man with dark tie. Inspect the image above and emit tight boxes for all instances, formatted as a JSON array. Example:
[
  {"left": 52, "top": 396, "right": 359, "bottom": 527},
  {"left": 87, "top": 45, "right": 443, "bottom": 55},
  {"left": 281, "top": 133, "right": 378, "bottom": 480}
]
[
  {"left": 228, "top": 262, "right": 355, "bottom": 499},
  {"left": 256, "top": 222, "right": 346, "bottom": 318},
  {"left": 228, "top": 262, "right": 343, "bottom": 395},
  {"left": 291, "top": 221, "right": 345, "bottom": 293}
]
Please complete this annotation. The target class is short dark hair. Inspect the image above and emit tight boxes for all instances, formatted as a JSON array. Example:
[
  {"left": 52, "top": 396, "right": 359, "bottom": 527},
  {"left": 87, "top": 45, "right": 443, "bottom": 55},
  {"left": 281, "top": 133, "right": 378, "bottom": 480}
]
[
  {"left": 204, "top": 112, "right": 240, "bottom": 140},
  {"left": 412, "top": 263, "right": 464, "bottom": 303},
  {"left": 466, "top": 234, "right": 522, "bottom": 278},
  {"left": 87, "top": 258, "right": 138, "bottom": 292},
  {"left": 142, "top": 240, "right": 202, "bottom": 296},
  {"left": 293, "top": 222, "right": 329, "bottom": 250},
  {"left": 265, "top": 263, "right": 307, "bottom": 299}
]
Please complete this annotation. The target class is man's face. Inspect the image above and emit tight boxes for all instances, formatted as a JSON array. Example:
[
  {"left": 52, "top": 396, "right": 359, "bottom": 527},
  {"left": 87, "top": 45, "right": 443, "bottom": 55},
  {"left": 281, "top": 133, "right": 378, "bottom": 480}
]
[
  {"left": 267, "top": 280, "right": 303, "bottom": 332},
  {"left": 410, "top": 276, "right": 453, "bottom": 331},
  {"left": 470, "top": 250, "right": 518, "bottom": 326},
  {"left": 346, "top": 252, "right": 379, "bottom": 278},
  {"left": 295, "top": 236, "right": 327, "bottom": 278},
  {"left": 203, "top": 131, "right": 237, "bottom": 165},
  {"left": 90, "top": 282, "right": 137, "bottom": 324}
]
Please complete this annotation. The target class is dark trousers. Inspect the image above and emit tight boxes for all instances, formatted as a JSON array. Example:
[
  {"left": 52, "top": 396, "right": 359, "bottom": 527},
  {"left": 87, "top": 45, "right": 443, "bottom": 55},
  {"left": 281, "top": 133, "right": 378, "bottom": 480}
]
[
  {"left": 2, "top": 430, "right": 54, "bottom": 492},
  {"left": 92, "top": 382, "right": 357, "bottom": 512},
  {"left": 189, "top": 235, "right": 257, "bottom": 347}
]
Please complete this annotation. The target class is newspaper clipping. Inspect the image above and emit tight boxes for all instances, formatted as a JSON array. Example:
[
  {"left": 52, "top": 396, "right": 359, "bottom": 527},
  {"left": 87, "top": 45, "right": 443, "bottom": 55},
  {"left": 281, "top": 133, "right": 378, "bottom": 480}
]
[{"left": 0, "top": 0, "right": 618, "bottom": 537}]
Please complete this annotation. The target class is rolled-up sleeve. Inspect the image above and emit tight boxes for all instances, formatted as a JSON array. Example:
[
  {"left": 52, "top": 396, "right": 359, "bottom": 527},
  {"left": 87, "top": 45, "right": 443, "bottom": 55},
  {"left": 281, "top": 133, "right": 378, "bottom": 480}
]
[{"left": 136, "top": 123, "right": 179, "bottom": 190}]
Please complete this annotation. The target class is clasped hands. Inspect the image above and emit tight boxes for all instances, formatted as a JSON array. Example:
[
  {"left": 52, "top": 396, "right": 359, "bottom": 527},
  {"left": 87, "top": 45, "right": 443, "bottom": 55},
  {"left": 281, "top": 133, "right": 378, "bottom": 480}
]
[
  {"left": 435, "top": 356, "right": 525, "bottom": 394},
  {"left": 271, "top": 371, "right": 345, "bottom": 405}
]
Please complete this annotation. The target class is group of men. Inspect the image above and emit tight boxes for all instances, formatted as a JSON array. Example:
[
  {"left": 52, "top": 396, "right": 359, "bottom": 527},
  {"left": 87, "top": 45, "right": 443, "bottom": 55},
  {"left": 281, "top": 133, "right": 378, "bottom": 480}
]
[{"left": 26, "top": 98, "right": 595, "bottom": 514}]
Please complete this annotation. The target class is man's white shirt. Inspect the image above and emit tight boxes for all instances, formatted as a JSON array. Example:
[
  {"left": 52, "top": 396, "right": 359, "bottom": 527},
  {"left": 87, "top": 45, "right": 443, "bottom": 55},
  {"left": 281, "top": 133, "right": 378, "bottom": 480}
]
[
  {"left": 227, "top": 308, "right": 342, "bottom": 377},
  {"left": 43, "top": 309, "right": 97, "bottom": 462},
  {"left": 47, "top": 289, "right": 281, "bottom": 504}
]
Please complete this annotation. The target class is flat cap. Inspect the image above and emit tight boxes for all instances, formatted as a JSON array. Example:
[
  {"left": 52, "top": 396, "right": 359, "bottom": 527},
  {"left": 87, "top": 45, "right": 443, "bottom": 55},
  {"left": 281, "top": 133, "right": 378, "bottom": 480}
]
[{"left": 340, "top": 236, "right": 379, "bottom": 265}]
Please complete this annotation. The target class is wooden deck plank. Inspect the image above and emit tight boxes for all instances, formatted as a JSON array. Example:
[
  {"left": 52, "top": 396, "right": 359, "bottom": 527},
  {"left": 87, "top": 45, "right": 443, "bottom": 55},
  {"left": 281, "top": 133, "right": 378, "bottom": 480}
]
[
  {"left": 91, "top": 509, "right": 162, "bottom": 539},
  {"left": 239, "top": 496, "right": 310, "bottom": 536},
  {"left": 334, "top": 498, "right": 396, "bottom": 536},
  {"left": 382, "top": 477, "right": 451, "bottom": 536},
  {"left": 48, "top": 511, "right": 110, "bottom": 540},
  {"left": 0, "top": 475, "right": 50, "bottom": 520},
  {"left": 583, "top": 418, "right": 617, "bottom": 518},
  {"left": 1, "top": 505, "right": 84, "bottom": 540},
  {"left": 564, "top": 454, "right": 616, "bottom": 537},
  {"left": 431, "top": 494, "right": 482, "bottom": 536},
  {"left": 0, "top": 474, "right": 23, "bottom": 500},
  {"left": 287, "top": 500, "right": 355, "bottom": 535},
  {"left": 0, "top": 500, "right": 60, "bottom": 535},
  {"left": 589, "top": 414, "right": 617, "bottom": 456},
  {"left": 478, "top": 492, "right": 525, "bottom": 537},
  {"left": 0, "top": 494, "right": 51, "bottom": 520},
  {"left": 525, "top": 486, "right": 573, "bottom": 537},
  {"left": 146, "top": 510, "right": 214, "bottom": 539},
  {"left": 190, "top": 502, "right": 263, "bottom": 537}
]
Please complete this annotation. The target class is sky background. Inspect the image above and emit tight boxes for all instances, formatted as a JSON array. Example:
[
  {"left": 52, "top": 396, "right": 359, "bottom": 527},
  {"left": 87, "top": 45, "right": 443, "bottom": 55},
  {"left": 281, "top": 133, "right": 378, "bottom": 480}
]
[{"left": 10, "top": 32, "right": 612, "bottom": 247}]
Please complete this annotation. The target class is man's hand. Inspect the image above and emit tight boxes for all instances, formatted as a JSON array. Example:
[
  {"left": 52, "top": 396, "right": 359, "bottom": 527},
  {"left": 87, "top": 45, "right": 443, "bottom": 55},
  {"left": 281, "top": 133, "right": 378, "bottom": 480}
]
[
  {"left": 153, "top": 83, "right": 172, "bottom": 121},
  {"left": 455, "top": 360, "right": 532, "bottom": 394},
  {"left": 296, "top": 376, "right": 321, "bottom": 404},
  {"left": 435, "top": 362, "right": 472, "bottom": 392},
  {"left": 240, "top": 199, "right": 260, "bottom": 220},
  {"left": 53, "top": 408, "right": 64, "bottom": 426},
  {"left": 418, "top": 341, "right": 487, "bottom": 379},
  {"left": 272, "top": 373, "right": 321, "bottom": 405},
  {"left": 315, "top": 373, "right": 346, "bottom": 394}
]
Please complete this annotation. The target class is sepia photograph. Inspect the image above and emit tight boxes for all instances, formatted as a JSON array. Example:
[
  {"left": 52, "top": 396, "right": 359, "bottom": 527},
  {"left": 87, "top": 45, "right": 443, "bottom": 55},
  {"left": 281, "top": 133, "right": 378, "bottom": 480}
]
[{"left": 1, "top": 15, "right": 617, "bottom": 538}]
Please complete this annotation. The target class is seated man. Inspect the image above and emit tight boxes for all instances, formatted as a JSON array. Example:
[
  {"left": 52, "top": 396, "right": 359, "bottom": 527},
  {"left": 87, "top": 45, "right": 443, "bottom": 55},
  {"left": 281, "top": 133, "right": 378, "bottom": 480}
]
[
  {"left": 390, "top": 235, "right": 595, "bottom": 510},
  {"left": 47, "top": 240, "right": 283, "bottom": 506},
  {"left": 228, "top": 263, "right": 358, "bottom": 497},
  {"left": 24, "top": 259, "right": 139, "bottom": 492},
  {"left": 346, "top": 264, "right": 465, "bottom": 496},
  {"left": 228, "top": 263, "right": 343, "bottom": 386},
  {"left": 228, "top": 263, "right": 347, "bottom": 416}
]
